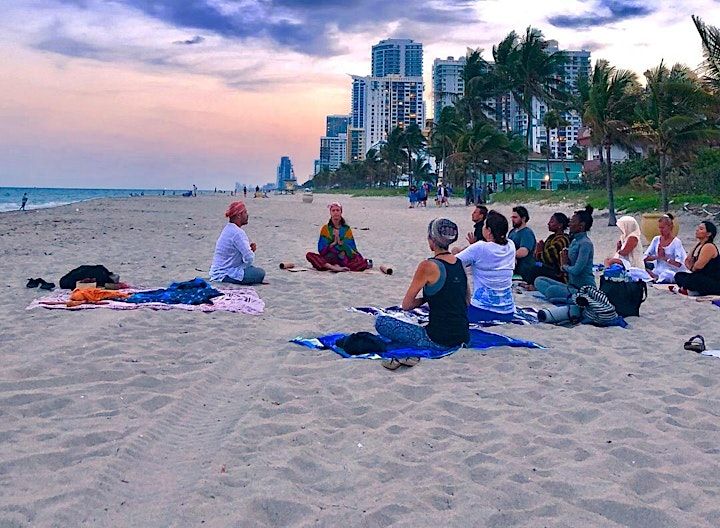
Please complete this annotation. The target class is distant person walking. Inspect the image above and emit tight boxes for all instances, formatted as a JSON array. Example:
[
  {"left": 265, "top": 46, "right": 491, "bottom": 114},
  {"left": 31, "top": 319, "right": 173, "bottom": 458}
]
[
  {"left": 243, "top": 186, "right": 247, "bottom": 198},
  {"left": 20, "top": 193, "right": 28, "bottom": 211},
  {"left": 193, "top": 184, "right": 197, "bottom": 197}
]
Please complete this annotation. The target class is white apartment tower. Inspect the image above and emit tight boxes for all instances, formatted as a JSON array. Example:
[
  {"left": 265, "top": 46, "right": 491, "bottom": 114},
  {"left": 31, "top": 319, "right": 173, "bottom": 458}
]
[
  {"left": 348, "top": 39, "right": 425, "bottom": 161},
  {"left": 432, "top": 56, "right": 465, "bottom": 119}
]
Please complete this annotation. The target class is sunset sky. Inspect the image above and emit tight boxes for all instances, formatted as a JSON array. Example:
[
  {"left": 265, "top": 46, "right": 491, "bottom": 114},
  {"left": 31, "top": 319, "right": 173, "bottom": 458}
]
[{"left": 2, "top": 0, "right": 720, "bottom": 189}]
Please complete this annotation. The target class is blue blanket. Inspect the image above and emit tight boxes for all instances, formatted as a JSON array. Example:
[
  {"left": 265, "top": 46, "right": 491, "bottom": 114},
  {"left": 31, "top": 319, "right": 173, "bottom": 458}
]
[{"left": 292, "top": 329, "right": 544, "bottom": 360}]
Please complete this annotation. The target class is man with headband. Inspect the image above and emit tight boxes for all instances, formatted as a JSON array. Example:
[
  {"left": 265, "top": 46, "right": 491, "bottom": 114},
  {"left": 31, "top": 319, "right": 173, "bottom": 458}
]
[
  {"left": 209, "top": 201, "right": 266, "bottom": 285},
  {"left": 375, "top": 218, "right": 470, "bottom": 369}
]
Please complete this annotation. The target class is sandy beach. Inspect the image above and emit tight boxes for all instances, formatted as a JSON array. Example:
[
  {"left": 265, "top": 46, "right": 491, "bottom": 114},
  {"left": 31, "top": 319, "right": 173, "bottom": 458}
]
[{"left": 1, "top": 193, "right": 720, "bottom": 527}]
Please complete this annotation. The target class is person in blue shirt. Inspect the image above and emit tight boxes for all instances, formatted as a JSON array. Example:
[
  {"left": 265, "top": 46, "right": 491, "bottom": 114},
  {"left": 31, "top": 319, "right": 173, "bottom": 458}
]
[
  {"left": 508, "top": 206, "right": 537, "bottom": 282},
  {"left": 534, "top": 205, "right": 595, "bottom": 304}
]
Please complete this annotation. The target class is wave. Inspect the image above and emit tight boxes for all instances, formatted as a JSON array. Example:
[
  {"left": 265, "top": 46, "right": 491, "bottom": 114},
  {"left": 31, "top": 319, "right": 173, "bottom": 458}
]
[{"left": 0, "top": 201, "right": 74, "bottom": 213}]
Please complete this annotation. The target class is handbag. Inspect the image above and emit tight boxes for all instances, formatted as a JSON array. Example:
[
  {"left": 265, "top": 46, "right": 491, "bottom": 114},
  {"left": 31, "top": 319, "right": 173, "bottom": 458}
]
[
  {"left": 573, "top": 285, "right": 619, "bottom": 326},
  {"left": 600, "top": 276, "right": 647, "bottom": 317}
]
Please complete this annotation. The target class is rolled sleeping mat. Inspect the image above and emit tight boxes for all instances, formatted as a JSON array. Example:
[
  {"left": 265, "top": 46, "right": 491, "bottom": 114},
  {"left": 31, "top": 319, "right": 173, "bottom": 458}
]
[{"left": 537, "top": 304, "right": 582, "bottom": 324}]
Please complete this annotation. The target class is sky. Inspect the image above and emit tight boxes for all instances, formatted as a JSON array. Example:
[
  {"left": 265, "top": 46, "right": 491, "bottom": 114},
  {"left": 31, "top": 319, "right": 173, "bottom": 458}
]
[{"left": 2, "top": 0, "right": 720, "bottom": 189}]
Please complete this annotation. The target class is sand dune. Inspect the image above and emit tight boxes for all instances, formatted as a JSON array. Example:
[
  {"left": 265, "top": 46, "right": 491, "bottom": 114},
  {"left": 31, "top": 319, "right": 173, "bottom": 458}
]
[{"left": 1, "top": 194, "right": 719, "bottom": 527}]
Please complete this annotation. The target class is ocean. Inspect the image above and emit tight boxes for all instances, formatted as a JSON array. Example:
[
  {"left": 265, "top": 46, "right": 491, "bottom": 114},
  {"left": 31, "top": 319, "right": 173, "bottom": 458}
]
[{"left": 0, "top": 187, "right": 187, "bottom": 213}]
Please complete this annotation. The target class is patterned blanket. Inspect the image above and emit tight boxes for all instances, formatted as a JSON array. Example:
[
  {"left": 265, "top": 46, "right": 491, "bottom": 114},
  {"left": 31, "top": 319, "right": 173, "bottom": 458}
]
[
  {"left": 27, "top": 287, "right": 265, "bottom": 314},
  {"left": 349, "top": 305, "right": 539, "bottom": 328}
]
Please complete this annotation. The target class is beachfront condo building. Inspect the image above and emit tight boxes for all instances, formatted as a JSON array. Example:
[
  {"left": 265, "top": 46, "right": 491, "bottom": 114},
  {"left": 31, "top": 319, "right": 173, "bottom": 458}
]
[
  {"left": 431, "top": 41, "right": 590, "bottom": 161},
  {"left": 319, "top": 133, "right": 348, "bottom": 172},
  {"left": 432, "top": 56, "right": 466, "bottom": 121},
  {"left": 372, "top": 39, "right": 423, "bottom": 78}
]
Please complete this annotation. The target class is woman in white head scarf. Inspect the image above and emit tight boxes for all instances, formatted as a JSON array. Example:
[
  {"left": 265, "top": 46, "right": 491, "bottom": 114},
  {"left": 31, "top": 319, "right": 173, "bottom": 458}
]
[{"left": 605, "top": 215, "right": 645, "bottom": 269}]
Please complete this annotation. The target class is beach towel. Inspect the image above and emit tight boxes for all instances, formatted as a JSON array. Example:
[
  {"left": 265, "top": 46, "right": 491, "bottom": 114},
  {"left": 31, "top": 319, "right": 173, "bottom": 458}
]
[
  {"left": 349, "top": 305, "right": 539, "bottom": 328},
  {"left": 292, "top": 329, "right": 544, "bottom": 360},
  {"left": 27, "top": 287, "right": 264, "bottom": 314}
]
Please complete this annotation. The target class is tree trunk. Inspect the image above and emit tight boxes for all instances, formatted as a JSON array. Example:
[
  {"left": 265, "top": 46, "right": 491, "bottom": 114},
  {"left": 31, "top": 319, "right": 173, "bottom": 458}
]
[
  {"left": 524, "top": 112, "right": 532, "bottom": 189},
  {"left": 545, "top": 126, "right": 551, "bottom": 188},
  {"left": 605, "top": 142, "right": 617, "bottom": 226},
  {"left": 407, "top": 150, "right": 413, "bottom": 188},
  {"left": 659, "top": 151, "right": 669, "bottom": 212}
]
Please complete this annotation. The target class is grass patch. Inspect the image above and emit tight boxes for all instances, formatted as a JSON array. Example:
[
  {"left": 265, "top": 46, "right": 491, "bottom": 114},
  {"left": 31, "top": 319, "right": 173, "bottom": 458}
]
[{"left": 492, "top": 188, "right": 719, "bottom": 213}]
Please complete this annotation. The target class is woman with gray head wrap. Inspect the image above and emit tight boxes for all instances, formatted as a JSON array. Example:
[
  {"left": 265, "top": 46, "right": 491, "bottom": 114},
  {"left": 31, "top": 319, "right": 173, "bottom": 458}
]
[{"left": 375, "top": 218, "right": 470, "bottom": 370}]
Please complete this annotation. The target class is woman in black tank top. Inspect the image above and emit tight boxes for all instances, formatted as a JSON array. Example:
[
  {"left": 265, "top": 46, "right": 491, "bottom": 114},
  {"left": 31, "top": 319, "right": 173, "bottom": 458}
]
[
  {"left": 675, "top": 221, "right": 720, "bottom": 295},
  {"left": 375, "top": 219, "right": 470, "bottom": 352}
]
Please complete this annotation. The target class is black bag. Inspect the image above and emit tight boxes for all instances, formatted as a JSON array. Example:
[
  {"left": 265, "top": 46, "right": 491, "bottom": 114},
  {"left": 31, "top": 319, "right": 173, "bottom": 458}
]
[
  {"left": 59, "top": 265, "right": 116, "bottom": 289},
  {"left": 599, "top": 276, "right": 647, "bottom": 317},
  {"left": 336, "top": 332, "right": 388, "bottom": 355}
]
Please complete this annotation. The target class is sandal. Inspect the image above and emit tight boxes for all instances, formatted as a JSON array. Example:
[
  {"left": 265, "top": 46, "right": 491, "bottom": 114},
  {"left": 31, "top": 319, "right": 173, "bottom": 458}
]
[
  {"left": 398, "top": 357, "right": 421, "bottom": 367},
  {"left": 26, "top": 278, "right": 40, "bottom": 288},
  {"left": 684, "top": 335, "right": 706, "bottom": 353},
  {"left": 381, "top": 359, "right": 402, "bottom": 370}
]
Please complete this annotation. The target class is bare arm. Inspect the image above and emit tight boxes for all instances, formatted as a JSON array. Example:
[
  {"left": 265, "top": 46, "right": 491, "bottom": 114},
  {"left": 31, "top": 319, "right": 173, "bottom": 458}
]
[
  {"left": 618, "top": 236, "right": 638, "bottom": 257},
  {"left": 401, "top": 261, "right": 438, "bottom": 310},
  {"left": 516, "top": 247, "right": 530, "bottom": 259},
  {"left": 692, "top": 244, "right": 718, "bottom": 271}
]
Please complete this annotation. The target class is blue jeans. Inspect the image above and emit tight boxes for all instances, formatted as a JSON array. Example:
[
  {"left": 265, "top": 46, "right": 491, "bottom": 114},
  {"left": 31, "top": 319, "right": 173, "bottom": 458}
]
[
  {"left": 375, "top": 315, "right": 437, "bottom": 348},
  {"left": 534, "top": 277, "right": 578, "bottom": 305},
  {"left": 221, "top": 265, "right": 265, "bottom": 285}
]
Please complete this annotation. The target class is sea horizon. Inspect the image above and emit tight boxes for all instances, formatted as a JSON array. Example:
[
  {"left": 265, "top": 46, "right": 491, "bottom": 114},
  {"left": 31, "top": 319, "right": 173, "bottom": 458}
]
[{"left": 0, "top": 186, "right": 199, "bottom": 213}]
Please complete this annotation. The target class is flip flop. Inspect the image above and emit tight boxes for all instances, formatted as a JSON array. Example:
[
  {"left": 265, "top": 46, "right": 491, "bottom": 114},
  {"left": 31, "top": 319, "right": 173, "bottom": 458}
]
[
  {"left": 398, "top": 357, "right": 421, "bottom": 367},
  {"left": 26, "top": 278, "right": 40, "bottom": 288},
  {"left": 684, "top": 335, "right": 706, "bottom": 353},
  {"left": 381, "top": 359, "right": 402, "bottom": 370}
]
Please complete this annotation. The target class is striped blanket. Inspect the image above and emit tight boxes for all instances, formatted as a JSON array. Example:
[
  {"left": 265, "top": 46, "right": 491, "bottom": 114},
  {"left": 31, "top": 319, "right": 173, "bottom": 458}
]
[{"left": 349, "top": 305, "right": 539, "bottom": 328}]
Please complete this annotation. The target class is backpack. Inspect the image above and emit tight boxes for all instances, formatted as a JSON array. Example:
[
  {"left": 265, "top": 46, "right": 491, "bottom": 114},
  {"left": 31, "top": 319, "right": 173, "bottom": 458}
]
[
  {"left": 573, "top": 285, "right": 619, "bottom": 326},
  {"left": 59, "top": 265, "right": 117, "bottom": 289},
  {"left": 336, "top": 332, "right": 388, "bottom": 355}
]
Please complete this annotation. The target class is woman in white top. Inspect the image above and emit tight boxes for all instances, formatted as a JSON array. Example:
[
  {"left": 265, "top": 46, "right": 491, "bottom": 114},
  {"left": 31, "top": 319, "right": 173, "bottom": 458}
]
[
  {"left": 644, "top": 213, "right": 687, "bottom": 283},
  {"left": 209, "top": 201, "right": 266, "bottom": 285},
  {"left": 605, "top": 215, "right": 644, "bottom": 269},
  {"left": 456, "top": 210, "right": 516, "bottom": 322}
]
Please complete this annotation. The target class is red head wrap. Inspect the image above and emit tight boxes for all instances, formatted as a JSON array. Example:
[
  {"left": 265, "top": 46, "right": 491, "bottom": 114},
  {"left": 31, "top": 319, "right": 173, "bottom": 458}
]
[{"left": 225, "top": 201, "right": 247, "bottom": 219}]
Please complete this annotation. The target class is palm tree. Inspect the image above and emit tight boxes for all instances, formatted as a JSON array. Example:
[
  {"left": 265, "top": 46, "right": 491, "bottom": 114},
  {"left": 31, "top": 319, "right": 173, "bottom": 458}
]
[
  {"left": 493, "top": 27, "right": 568, "bottom": 189},
  {"left": 583, "top": 60, "right": 640, "bottom": 225},
  {"left": 430, "top": 106, "right": 464, "bottom": 184},
  {"left": 635, "top": 62, "right": 719, "bottom": 211},
  {"left": 542, "top": 109, "right": 570, "bottom": 185},
  {"left": 399, "top": 123, "right": 426, "bottom": 187},
  {"left": 693, "top": 15, "right": 720, "bottom": 93}
]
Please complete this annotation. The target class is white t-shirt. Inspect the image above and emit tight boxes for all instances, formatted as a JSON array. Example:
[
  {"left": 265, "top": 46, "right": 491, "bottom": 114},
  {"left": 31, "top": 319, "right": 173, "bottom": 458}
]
[
  {"left": 456, "top": 240, "right": 516, "bottom": 313},
  {"left": 644, "top": 236, "right": 688, "bottom": 283},
  {"left": 209, "top": 223, "right": 255, "bottom": 281}
]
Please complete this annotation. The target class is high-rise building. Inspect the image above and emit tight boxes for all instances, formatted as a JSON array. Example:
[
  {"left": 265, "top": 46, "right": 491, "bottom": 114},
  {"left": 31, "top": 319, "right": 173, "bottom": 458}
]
[
  {"left": 325, "top": 115, "right": 350, "bottom": 137},
  {"left": 432, "top": 56, "right": 465, "bottom": 119},
  {"left": 533, "top": 41, "right": 591, "bottom": 159},
  {"left": 276, "top": 156, "right": 296, "bottom": 189},
  {"left": 351, "top": 74, "right": 425, "bottom": 157},
  {"left": 372, "top": 39, "right": 423, "bottom": 77},
  {"left": 319, "top": 133, "right": 348, "bottom": 172}
]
